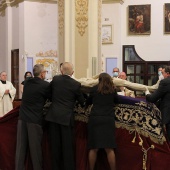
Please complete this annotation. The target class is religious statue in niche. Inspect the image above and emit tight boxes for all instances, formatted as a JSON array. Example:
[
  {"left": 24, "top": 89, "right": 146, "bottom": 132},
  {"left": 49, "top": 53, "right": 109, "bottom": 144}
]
[{"left": 36, "top": 50, "right": 58, "bottom": 82}]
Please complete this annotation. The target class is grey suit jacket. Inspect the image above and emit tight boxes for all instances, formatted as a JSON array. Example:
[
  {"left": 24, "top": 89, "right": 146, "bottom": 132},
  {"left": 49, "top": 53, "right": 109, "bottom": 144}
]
[{"left": 19, "top": 77, "right": 50, "bottom": 125}]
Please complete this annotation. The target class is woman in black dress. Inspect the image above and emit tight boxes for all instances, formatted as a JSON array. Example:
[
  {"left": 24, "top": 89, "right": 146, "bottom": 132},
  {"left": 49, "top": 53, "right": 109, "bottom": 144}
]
[
  {"left": 20, "top": 71, "right": 33, "bottom": 94},
  {"left": 88, "top": 73, "right": 118, "bottom": 170}
]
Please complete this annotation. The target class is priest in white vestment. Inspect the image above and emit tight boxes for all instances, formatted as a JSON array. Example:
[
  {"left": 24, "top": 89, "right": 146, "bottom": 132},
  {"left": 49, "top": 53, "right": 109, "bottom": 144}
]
[{"left": 0, "top": 71, "right": 16, "bottom": 117}]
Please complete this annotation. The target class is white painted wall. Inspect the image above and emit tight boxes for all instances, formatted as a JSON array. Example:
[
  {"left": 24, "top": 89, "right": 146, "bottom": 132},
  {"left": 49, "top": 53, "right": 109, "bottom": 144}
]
[
  {"left": 0, "top": 1, "right": 58, "bottom": 98},
  {"left": 0, "top": 13, "right": 6, "bottom": 72},
  {"left": 102, "top": 3, "right": 122, "bottom": 72},
  {"left": 12, "top": 6, "right": 19, "bottom": 50},
  {"left": 0, "top": 6, "right": 19, "bottom": 77},
  {"left": 24, "top": 1, "right": 58, "bottom": 56},
  {"left": 102, "top": 0, "right": 170, "bottom": 72},
  {"left": 121, "top": 0, "right": 170, "bottom": 61},
  {"left": 19, "top": 1, "right": 58, "bottom": 98}
]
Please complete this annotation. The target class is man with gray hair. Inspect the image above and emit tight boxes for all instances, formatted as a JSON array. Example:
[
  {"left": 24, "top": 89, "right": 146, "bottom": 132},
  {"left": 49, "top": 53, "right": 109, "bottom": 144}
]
[
  {"left": 0, "top": 71, "right": 16, "bottom": 117},
  {"left": 15, "top": 64, "right": 50, "bottom": 170},
  {"left": 112, "top": 67, "right": 120, "bottom": 78},
  {"left": 45, "top": 62, "right": 85, "bottom": 170}
]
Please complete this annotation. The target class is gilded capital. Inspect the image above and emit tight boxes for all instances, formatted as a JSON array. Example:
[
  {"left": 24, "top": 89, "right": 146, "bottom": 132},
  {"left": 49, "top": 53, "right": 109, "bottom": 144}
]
[{"left": 102, "top": 0, "right": 124, "bottom": 4}]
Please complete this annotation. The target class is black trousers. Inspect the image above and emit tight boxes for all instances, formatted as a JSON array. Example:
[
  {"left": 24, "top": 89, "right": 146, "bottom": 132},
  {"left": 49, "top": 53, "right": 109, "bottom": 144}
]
[
  {"left": 166, "top": 123, "right": 170, "bottom": 141},
  {"left": 15, "top": 120, "right": 43, "bottom": 170},
  {"left": 48, "top": 122, "right": 75, "bottom": 170}
]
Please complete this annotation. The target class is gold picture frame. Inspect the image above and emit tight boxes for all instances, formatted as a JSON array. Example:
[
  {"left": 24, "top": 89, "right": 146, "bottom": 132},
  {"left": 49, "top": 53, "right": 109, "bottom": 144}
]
[
  {"left": 164, "top": 3, "right": 170, "bottom": 34},
  {"left": 102, "top": 25, "right": 113, "bottom": 44},
  {"left": 128, "top": 4, "right": 151, "bottom": 35}
]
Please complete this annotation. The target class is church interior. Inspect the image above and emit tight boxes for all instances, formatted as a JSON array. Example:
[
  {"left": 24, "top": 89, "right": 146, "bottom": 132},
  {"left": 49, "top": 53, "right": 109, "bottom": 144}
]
[
  {"left": 0, "top": 0, "right": 170, "bottom": 98},
  {"left": 0, "top": 0, "right": 170, "bottom": 170}
]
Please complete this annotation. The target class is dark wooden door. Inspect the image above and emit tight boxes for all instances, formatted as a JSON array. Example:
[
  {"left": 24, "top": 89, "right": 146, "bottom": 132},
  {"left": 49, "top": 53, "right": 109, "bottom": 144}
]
[{"left": 11, "top": 49, "right": 19, "bottom": 99}]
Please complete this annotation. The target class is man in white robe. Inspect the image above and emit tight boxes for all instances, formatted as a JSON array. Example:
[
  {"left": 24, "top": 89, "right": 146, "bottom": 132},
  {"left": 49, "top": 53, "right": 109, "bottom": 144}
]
[{"left": 0, "top": 71, "right": 16, "bottom": 117}]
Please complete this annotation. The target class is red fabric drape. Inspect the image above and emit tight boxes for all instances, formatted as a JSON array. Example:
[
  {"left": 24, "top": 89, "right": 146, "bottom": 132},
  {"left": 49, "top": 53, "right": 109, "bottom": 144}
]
[
  {"left": 0, "top": 107, "right": 18, "bottom": 170},
  {"left": 0, "top": 107, "right": 170, "bottom": 170}
]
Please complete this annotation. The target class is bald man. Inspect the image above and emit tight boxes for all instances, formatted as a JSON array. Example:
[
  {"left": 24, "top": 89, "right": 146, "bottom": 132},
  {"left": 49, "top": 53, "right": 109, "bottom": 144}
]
[
  {"left": 118, "top": 71, "right": 127, "bottom": 80},
  {"left": 45, "top": 62, "right": 85, "bottom": 170}
]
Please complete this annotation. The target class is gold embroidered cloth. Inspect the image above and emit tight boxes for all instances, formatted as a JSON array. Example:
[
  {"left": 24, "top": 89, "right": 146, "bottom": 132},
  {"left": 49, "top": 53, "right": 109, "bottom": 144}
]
[{"left": 74, "top": 95, "right": 166, "bottom": 144}]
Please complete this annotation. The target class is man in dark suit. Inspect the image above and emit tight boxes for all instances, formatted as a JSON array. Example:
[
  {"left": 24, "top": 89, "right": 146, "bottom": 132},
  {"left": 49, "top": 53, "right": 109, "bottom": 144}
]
[
  {"left": 15, "top": 64, "right": 50, "bottom": 170},
  {"left": 45, "top": 62, "right": 85, "bottom": 170},
  {"left": 146, "top": 66, "right": 170, "bottom": 141}
]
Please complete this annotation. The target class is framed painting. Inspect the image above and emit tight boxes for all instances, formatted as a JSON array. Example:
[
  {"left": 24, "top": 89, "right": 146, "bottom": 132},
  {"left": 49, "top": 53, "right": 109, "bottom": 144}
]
[
  {"left": 164, "top": 3, "right": 170, "bottom": 33},
  {"left": 102, "top": 25, "right": 113, "bottom": 44},
  {"left": 128, "top": 4, "right": 151, "bottom": 35}
]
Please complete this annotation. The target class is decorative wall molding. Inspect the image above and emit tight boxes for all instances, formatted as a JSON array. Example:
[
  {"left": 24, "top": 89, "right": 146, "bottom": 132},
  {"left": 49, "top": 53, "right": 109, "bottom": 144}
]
[
  {"left": 98, "top": 0, "right": 102, "bottom": 37},
  {"left": 36, "top": 50, "right": 57, "bottom": 57},
  {"left": 58, "top": 0, "right": 64, "bottom": 36},
  {"left": 0, "top": 0, "right": 11, "bottom": 11},
  {"left": 0, "top": 0, "right": 57, "bottom": 12},
  {"left": 75, "top": 0, "right": 88, "bottom": 36},
  {"left": 102, "top": 0, "right": 124, "bottom": 4},
  {"left": 35, "top": 57, "right": 58, "bottom": 80}
]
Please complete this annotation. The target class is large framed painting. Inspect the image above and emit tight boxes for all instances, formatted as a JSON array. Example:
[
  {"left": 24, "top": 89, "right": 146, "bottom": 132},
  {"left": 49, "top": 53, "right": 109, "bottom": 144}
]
[
  {"left": 128, "top": 4, "right": 151, "bottom": 35},
  {"left": 164, "top": 3, "right": 170, "bottom": 33}
]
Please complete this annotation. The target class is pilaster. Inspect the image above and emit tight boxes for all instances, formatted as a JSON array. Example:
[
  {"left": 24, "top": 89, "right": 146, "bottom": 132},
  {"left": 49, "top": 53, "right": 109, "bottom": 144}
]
[
  {"left": 88, "top": 0, "right": 101, "bottom": 77},
  {"left": 64, "top": 0, "right": 75, "bottom": 63},
  {"left": 59, "top": 0, "right": 102, "bottom": 78},
  {"left": 5, "top": 5, "right": 12, "bottom": 79},
  {"left": 58, "top": 0, "right": 123, "bottom": 77}
]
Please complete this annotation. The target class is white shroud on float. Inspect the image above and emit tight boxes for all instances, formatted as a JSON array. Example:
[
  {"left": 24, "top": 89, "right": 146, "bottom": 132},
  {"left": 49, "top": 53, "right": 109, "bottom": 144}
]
[{"left": 75, "top": 75, "right": 159, "bottom": 92}]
